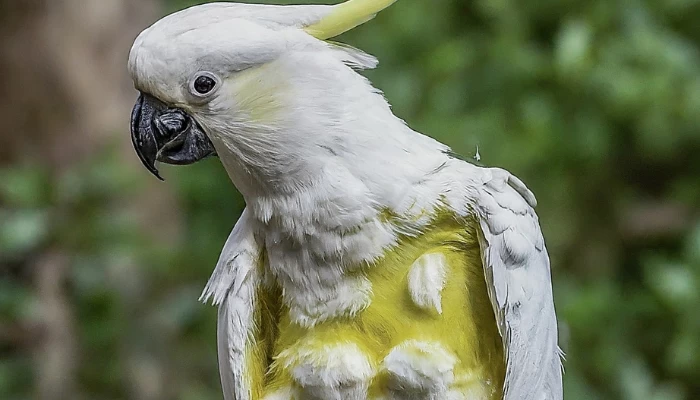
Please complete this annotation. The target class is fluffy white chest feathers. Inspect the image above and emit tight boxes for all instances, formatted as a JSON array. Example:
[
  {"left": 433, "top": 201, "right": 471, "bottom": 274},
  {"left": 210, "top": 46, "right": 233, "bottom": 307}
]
[{"left": 246, "top": 155, "right": 467, "bottom": 327}]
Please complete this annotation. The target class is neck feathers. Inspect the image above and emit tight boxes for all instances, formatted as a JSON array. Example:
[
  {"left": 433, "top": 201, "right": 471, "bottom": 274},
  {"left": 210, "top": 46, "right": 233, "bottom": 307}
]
[{"left": 209, "top": 49, "right": 449, "bottom": 213}]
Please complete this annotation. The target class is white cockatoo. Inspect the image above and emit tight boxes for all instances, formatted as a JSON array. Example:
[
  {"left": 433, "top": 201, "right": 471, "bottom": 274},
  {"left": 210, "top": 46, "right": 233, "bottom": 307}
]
[{"left": 128, "top": 1, "right": 563, "bottom": 399}]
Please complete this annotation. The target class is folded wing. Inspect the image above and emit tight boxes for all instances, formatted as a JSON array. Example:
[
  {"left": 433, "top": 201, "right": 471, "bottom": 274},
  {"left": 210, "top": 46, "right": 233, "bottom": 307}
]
[
  {"left": 473, "top": 168, "right": 563, "bottom": 400},
  {"left": 200, "top": 209, "right": 277, "bottom": 400}
]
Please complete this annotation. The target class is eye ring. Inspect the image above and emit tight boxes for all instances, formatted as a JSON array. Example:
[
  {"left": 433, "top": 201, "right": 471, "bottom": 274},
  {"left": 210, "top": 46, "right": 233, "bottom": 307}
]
[{"left": 190, "top": 72, "right": 219, "bottom": 97}]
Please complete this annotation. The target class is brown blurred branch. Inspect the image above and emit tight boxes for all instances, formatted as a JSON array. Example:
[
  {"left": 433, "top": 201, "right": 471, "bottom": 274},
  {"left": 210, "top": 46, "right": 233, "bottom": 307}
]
[
  {"left": 1, "top": 1, "right": 177, "bottom": 399},
  {"left": 618, "top": 201, "right": 695, "bottom": 242},
  {"left": 32, "top": 250, "right": 76, "bottom": 400}
]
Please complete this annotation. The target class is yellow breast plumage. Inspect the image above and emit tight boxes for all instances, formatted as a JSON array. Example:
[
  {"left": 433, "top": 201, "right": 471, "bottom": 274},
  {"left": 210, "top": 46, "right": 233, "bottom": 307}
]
[{"left": 251, "top": 212, "right": 504, "bottom": 399}]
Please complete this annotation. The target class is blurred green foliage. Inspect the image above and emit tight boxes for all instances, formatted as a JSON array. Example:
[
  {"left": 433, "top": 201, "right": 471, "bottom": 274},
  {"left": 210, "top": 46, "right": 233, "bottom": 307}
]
[{"left": 3, "top": 0, "right": 700, "bottom": 399}]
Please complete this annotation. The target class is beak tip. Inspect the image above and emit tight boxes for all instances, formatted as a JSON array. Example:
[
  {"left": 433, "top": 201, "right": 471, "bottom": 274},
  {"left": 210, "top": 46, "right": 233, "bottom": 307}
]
[
  {"left": 131, "top": 94, "right": 166, "bottom": 182},
  {"left": 147, "top": 162, "right": 165, "bottom": 181}
]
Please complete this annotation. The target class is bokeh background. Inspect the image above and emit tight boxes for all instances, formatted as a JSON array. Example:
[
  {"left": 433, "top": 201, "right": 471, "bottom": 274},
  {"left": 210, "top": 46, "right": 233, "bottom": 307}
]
[{"left": 2, "top": 0, "right": 700, "bottom": 399}]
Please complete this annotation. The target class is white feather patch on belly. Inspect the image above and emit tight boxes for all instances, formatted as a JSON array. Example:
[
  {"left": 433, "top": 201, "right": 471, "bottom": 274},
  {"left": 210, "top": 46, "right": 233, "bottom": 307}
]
[
  {"left": 407, "top": 252, "right": 448, "bottom": 314},
  {"left": 286, "top": 275, "right": 373, "bottom": 328},
  {"left": 382, "top": 340, "right": 457, "bottom": 400},
  {"left": 279, "top": 342, "right": 374, "bottom": 400}
]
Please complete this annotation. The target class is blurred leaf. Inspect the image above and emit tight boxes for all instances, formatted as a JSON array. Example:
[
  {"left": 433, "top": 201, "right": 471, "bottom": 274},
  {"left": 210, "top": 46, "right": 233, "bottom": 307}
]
[
  {"left": 645, "top": 257, "right": 698, "bottom": 308},
  {"left": 0, "top": 210, "right": 50, "bottom": 258},
  {"left": 0, "top": 280, "right": 33, "bottom": 319},
  {"left": 0, "top": 166, "right": 50, "bottom": 207},
  {"left": 685, "top": 223, "right": 700, "bottom": 264}
]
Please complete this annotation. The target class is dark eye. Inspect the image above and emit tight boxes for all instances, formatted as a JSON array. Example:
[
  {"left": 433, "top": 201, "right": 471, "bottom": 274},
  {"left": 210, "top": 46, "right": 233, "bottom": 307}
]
[{"left": 193, "top": 75, "right": 216, "bottom": 95}]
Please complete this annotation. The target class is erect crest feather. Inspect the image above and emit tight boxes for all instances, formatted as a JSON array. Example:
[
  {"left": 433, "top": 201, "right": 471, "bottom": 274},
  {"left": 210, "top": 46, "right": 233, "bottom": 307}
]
[{"left": 303, "top": 0, "right": 398, "bottom": 40}]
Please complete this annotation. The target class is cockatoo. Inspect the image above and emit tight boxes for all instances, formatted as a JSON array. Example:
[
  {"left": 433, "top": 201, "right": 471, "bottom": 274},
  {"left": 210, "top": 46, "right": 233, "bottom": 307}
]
[{"left": 128, "top": 1, "right": 563, "bottom": 399}]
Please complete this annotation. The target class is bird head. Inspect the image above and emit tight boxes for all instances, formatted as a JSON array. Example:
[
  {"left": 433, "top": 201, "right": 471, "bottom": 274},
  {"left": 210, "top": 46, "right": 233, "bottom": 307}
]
[{"left": 128, "top": 0, "right": 398, "bottom": 187}]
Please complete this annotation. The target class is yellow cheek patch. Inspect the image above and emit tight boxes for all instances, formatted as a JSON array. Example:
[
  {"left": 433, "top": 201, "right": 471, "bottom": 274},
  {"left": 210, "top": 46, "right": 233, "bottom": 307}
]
[{"left": 229, "top": 63, "right": 289, "bottom": 125}]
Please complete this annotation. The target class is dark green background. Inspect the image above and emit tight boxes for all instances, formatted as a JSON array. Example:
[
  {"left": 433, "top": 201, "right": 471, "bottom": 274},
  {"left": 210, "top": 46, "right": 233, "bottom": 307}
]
[{"left": 2, "top": 0, "right": 700, "bottom": 399}]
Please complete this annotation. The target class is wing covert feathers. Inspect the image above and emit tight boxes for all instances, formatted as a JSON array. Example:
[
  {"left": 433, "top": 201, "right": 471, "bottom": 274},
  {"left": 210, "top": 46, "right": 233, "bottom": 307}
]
[{"left": 474, "top": 168, "right": 563, "bottom": 400}]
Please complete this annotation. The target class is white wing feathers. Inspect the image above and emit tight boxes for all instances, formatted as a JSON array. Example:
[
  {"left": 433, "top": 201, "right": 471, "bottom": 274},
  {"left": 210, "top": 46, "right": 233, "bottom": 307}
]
[
  {"left": 474, "top": 168, "right": 563, "bottom": 400},
  {"left": 200, "top": 209, "right": 262, "bottom": 400}
]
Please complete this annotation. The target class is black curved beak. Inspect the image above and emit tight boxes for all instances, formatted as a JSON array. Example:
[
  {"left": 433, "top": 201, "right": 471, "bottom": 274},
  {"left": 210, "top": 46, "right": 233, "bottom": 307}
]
[{"left": 130, "top": 93, "right": 217, "bottom": 180}]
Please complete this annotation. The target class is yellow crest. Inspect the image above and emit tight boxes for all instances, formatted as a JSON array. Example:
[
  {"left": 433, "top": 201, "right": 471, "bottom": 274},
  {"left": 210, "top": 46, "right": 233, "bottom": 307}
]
[{"left": 303, "top": 0, "right": 398, "bottom": 40}]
